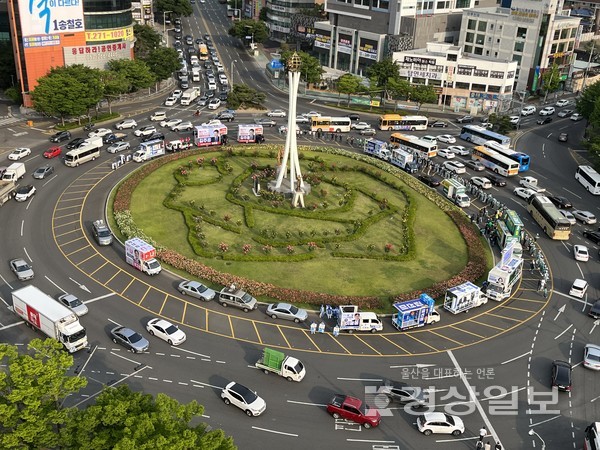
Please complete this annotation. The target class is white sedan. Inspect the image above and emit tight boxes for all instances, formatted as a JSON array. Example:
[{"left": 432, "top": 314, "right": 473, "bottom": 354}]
[
  {"left": 572, "top": 210, "right": 597, "bottom": 224},
  {"left": 436, "top": 134, "right": 456, "bottom": 144},
  {"left": 302, "top": 111, "right": 321, "bottom": 118},
  {"left": 8, "top": 147, "right": 32, "bottom": 160},
  {"left": 447, "top": 145, "right": 470, "bottom": 156},
  {"left": 443, "top": 160, "right": 466, "bottom": 174},
  {"left": 513, "top": 187, "right": 535, "bottom": 200},
  {"left": 437, "top": 148, "right": 455, "bottom": 159},
  {"left": 164, "top": 96, "right": 177, "bottom": 106},
  {"left": 556, "top": 99, "right": 570, "bottom": 107},
  {"left": 88, "top": 128, "right": 113, "bottom": 138},
  {"left": 146, "top": 318, "right": 186, "bottom": 346},
  {"left": 161, "top": 118, "right": 182, "bottom": 128},
  {"left": 351, "top": 122, "right": 371, "bottom": 130},
  {"left": 171, "top": 121, "right": 194, "bottom": 132},
  {"left": 295, "top": 115, "right": 309, "bottom": 124},
  {"left": 267, "top": 109, "right": 287, "bottom": 117},
  {"left": 574, "top": 245, "right": 589, "bottom": 262}
]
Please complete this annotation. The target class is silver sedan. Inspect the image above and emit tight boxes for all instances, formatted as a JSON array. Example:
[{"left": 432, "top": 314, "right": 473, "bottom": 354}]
[
  {"left": 266, "top": 303, "right": 308, "bottom": 323},
  {"left": 178, "top": 280, "right": 216, "bottom": 301}
]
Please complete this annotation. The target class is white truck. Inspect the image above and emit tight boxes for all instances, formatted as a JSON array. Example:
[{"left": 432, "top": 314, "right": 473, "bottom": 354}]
[
  {"left": 2, "top": 162, "right": 26, "bottom": 182},
  {"left": 12, "top": 285, "right": 88, "bottom": 352},
  {"left": 0, "top": 180, "right": 18, "bottom": 206},
  {"left": 391, "top": 294, "right": 440, "bottom": 331},
  {"left": 337, "top": 305, "right": 383, "bottom": 333},
  {"left": 132, "top": 139, "right": 165, "bottom": 162},
  {"left": 484, "top": 256, "right": 523, "bottom": 301},
  {"left": 255, "top": 347, "right": 306, "bottom": 382},
  {"left": 180, "top": 87, "right": 201, "bottom": 106},
  {"left": 390, "top": 148, "right": 418, "bottom": 173},
  {"left": 125, "top": 238, "right": 162, "bottom": 275},
  {"left": 363, "top": 139, "right": 391, "bottom": 161},
  {"left": 444, "top": 281, "right": 488, "bottom": 314},
  {"left": 442, "top": 178, "right": 471, "bottom": 208},
  {"left": 519, "top": 176, "right": 545, "bottom": 193}
]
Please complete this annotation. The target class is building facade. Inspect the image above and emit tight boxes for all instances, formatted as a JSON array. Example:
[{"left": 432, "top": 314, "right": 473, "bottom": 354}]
[
  {"left": 393, "top": 42, "right": 518, "bottom": 112},
  {"left": 264, "top": 0, "right": 319, "bottom": 40},
  {"left": 458, "top": 0, "right": 581, "bottom": 92},
  {"left": 8, "top": 0, "right": 135, "bottom": 106}
]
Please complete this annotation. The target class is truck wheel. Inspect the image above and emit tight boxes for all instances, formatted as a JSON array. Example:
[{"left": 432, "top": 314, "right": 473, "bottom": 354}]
[
  {"left": 271, "top": 314, "right": 277, "bottom": 319},
  {"left": 332, "top": 412, "right": 340, "bottom": 419},
  {"left": 245, "top": 410, "right": 253, "bottom": 417},
  {"left": 363, "top": 423, "right": 371, "bottom": 429},
  {"left": 286, "top": 376, "right": 293, "bottom": 381},
  {"left": 223, "top": 397, "right": 230, "bottom": 405}
]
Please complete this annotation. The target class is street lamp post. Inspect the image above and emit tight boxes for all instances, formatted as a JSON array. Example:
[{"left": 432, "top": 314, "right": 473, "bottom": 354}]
[
  {"left": 230, "top": 59, "right": 237, "bottom": 87},
  {"left": 528, "top": 429, "right": 546, "bottom": 449}
]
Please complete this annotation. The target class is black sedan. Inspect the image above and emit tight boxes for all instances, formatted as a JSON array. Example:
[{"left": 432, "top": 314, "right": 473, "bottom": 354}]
[
  {"left": 548, "top": 195, "right": 572, "bottom": 209},
  {"left": 537, "top": 117, "right": 553, "bottom": 125},
  {"left": 486, "top": 174, "right": 506, "bottom": 187},
  {"left": 551, "top": 360, "right": 572, "bottom": 391},
  {"left": 66, "top": 138, "right": 86, "bottom": 149},
  {"left": 142, "top": 132, "right": 165, "bottom": 142},
  {"left": 110, "top": 326, "right": 149, "bottom": 353},
  {"left": 417, "top": 174, "right": 441, "bottom": 187},
  {"left": 583, "top": 230, "right": 600, "bottom": 245}
]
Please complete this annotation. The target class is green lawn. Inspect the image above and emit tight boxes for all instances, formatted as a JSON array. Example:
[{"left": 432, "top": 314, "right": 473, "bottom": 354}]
[{"left": 129, "top": 149, "right": 470, "bottom": 297}]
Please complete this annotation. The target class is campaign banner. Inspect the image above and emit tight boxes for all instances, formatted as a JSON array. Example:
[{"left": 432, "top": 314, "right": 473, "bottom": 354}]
[
  {"left": 194, "top": 124, "right": 228, "bottom": 147},
  {"left": 85, "top": 26, "right": 134, "bottom": 43},
  {"left": 19, "top": 0, "right": 85, "bottom": 37},
  {"left": 237, "top": 124, "right": 263, "bottom": 143}
]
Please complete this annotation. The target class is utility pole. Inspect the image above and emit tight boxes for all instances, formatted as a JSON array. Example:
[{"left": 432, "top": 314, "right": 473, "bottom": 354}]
[{"left": 582, "top": 40, "right": 596, "bottom": 92}]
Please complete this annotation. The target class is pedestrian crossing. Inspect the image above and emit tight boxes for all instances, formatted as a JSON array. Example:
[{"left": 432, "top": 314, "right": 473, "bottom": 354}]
[{"left": 0, "top": 117, "right": 23, "bottom": 127}]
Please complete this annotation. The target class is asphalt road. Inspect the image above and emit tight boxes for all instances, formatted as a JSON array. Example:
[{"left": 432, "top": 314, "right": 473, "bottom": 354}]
[{"left": 0, "top": 1, "right": 599, "bottom": 449}]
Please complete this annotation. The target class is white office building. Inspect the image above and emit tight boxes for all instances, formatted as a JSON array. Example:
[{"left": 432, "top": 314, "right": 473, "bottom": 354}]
[{"left": 393, "top": 42, "right": 518, "bottom": 113}]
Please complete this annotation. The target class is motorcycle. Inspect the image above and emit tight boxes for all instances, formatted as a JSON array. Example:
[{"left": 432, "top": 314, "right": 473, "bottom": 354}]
[{"left": 83, "top": 123, "right": 95, "bottom": 131}]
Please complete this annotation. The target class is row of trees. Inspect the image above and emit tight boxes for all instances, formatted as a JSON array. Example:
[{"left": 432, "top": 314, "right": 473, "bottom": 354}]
[
  {"left": 577, "top": 79, "right": 600, "bottom": 164},
  {"left": 0, "top": 339, "right": 235, "bottom": 449},
  {"left": 31, "top": 25, "right": 180, "bottom": 124}
]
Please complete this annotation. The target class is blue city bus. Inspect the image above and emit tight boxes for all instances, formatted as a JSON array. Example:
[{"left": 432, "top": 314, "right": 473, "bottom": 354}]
[
  {"left": 459, "top": 125, "right": 511, "bottom": 146},
  {"left": 483, "top": 141, "right": 530, "bottom": 172}
]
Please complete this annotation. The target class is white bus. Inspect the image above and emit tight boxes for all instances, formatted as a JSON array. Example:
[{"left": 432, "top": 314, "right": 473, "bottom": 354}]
[
  {"left": 378, "top": 114, "right": 429, "bottom": 131},
  {"left": 471, "top": 145, "right": 519, "bottom": 177},
  {"left": 575, "top": 165, "right": 600, "bottom": 195},
  {"left": 311, "top": 116, "right": 352, "bottom": 133},
  {"left": 390, "top": 133, "right": 438, "bottom": 158},
  {"left": 64, "top": 141, "right": 101, "bottom": 167}
]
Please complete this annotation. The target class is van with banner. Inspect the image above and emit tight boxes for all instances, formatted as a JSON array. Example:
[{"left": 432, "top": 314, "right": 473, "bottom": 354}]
[
  {"left": 237, "top": 124, "right": 264, "bottom": 143},
  {"left": 193, "top": 123, "right": 228, "bottom": 147}
]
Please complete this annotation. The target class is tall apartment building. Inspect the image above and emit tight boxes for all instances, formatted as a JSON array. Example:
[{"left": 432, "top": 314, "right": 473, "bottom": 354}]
[
  {"left": 264, "top": 0, "right": 320, "bottom": 40},
  {"left": 458, "top": 0, "right": 581, "bottom": 92},
  {"left": 7, "top": 0, "right": 135, "bottom": 106}
]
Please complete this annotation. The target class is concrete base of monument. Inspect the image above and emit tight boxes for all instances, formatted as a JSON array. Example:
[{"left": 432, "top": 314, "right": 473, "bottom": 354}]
[{"left": 267, "top": 178, "right": 312, "bottom": 198}]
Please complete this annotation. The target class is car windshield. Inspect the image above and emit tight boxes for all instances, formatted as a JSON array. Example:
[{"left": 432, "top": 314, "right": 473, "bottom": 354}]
[
  {"left": 445, "top": 414, "right": 455, "bottom": 425},
  {"left": 289, "top": 305, "right": 299, "bottom": 315},
  {"left": 147, "top": 260, "right": 161, "bottom": 269},
  {"left": 292, "top": 361, "right": 304, "bottom": 374},
  {"left": 17, "top": 187, "right": 29, "bottom": 194},
  {"left": 68, "top": 297, "right": 83, "bottom": 307},
  {"left": 241, "top": 293, "right": 254, "bottom": 303},
  {"left": 17, "top": 264, "right": 31, "bottom": 272},
  {"left": 587, "top": 350, "right": 600, "bottom": 363},
  {"left": 129, "top": 332, "right": 143, "bottom": 344},
  {"left": 165, "top": 324, "right": 179, "bottom": 335},
  {"left": 197, "top": 285, "right": 208, "bottom": 293}
]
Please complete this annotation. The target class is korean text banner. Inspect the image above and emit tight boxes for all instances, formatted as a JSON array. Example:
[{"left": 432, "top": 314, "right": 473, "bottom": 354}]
[
  {"left": 20, "top": 0, "right": 85, "bottom": 37},
  {"left": 237, "top": 124, "right": 263, "bottom": 143}
]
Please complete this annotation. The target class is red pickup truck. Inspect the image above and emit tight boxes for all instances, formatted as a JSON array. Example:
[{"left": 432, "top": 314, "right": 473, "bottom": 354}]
[{"left": 326, "top": 394, "right": 381, "bottom": 428}]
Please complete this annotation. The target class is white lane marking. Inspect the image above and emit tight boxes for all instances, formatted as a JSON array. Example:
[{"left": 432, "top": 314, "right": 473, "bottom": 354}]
[
  {"left": 347, "top": 439, "right": 396, "bottom": 443},
  {"left": 337, "top": 377, "right": 383, "bottom": 382},
  {"left": 42, "top": 174, "right": 58, "bottom": 187},
  {"left": 175, "top": 347, "right": 211, "bottom": 359},
  {"left": 0, "top": 275, "right": 13, "bottom": 291},
  {"left": 20, "top": 220, "right": 24, "bottom": 237},
  {"left": 436, "top": 436, "right": 487, "bottom": 442},
  {"left": 554, "top": 324, "right": 573, "bottom": 340},
  {"left": 107, "top": 317, "right": 121, "bottom": 326},
  {"left": 286, "top": 400, "right": 327, "bottom": 407},
  {"left": 390, "top": 363, "right": 436, "bottom": 369},
  {"left": 109, "top": 351, "right": 150, "bottom": 368},
  {"left": 24, "top": 247, "right": 32, "bottom": 262},
  {"left": 189, "top": 379, "right": 221, "bottom": 389},
  {"left": 252, "top": 426, "right": 298, "bottom": 437},
  {"left": 590, "top": 393, "right": 600, "bottom": 403},
  {"left": 45, "top": 275, "right": 66, "bottom": 293},
  {"left": 480, "top": 386, "right": 526, "bottom": 401},
  {"left": 85, "top": 292, "right": 115, "bottom": 304},
  {"left": 563, "top": 188, "right": 582, "bottom": 199},
  {"left": 0, "top": 320, "right": 25, "bottom": 330},
  {"left": 447, "top": 350, "right": 501, "bottom": 446},
  {"left": 501, "top": 351, "right": 531, "bottom": 365},
  {"left": 529, "top": 415, "right": 561, "bottom": 427},
  {"left": 576, "top": 262, "right": 585, "bottom": 279}
]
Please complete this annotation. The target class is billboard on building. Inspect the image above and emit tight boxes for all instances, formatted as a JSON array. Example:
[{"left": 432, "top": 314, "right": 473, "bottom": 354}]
[
  {"left": 358, "top": 38, "right": 378, "bottom": 61},
  {"left": 314, "top": 31, "right": 331, "bottom": 50},
  {"left": 338, "top": 33, "right": 353, "bottom": 54},
  {"left": 63, "top": 42, "right": 131, "bottom": 69},
  {"left": 86, "top": 27, "right": 135, "bottom": 43},
  {"left": 18, "top": 0, "right": 85, "bottom": 37}
]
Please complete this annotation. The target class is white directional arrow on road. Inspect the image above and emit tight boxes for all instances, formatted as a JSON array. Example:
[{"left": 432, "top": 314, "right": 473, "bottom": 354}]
[
  {"left": 591, "top": 320, "right": 599, "bottom": 335},
  {"left": 70, "top": 277, "right": 91, "bottom": 293},
  {"left": 389, "top": 364, "right": 436, "bottom": 369},
  {"left": 554, "top": 305, "right": 565, "bottom": 321}
]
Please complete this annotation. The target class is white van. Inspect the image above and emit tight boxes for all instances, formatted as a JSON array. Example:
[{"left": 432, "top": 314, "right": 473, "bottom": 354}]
[
  {"left": 520, "top": 105, "right": 536, "bottom": 116},
  {"left": 190, "top": 55, "right": 199, "bottom": 66}
]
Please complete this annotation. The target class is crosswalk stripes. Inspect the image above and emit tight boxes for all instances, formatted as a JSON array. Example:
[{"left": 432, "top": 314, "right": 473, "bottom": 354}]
[{"left": 0, "top": 117, "right": 23, "bottom": 127}]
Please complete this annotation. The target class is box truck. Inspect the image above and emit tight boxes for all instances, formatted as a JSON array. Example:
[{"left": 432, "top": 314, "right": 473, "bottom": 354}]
[
  {"left": 2, "top": 162, "right": 26, "bottom": 181},
  {"left": 0, "top": 180, "right": 18, "bottom": 206},
  {"left": 391, "top": 294, "right": 440, "bottom": 331},
  {"left": 390, "top": 148, "right": 418, "bottom": 173},
  {"left": 12, "top": 285, "right": 88, "bottom": 352},
  {"left": 443, "top": 281, "right": 488, "bottom": 314},
  {"left": 180, "top": 87, "right": 201, "bottom": 106},
  {"left": 442, "top": 178, "right": 471, "bottom": 208},
  {"left": 336, "top": 305, "right": 383, "bottom": 333},
  {"left": 363, "top": 139, "right": 391, "bottom": 161},
  {"left": 132, "top": 139, "right": 165, "bottom": 162},
  {"left": 255, "top": 348, "right": 306, "bottom": 382},
  {"left": 125, "top": 238, "right": 162, "bottom": 275}
]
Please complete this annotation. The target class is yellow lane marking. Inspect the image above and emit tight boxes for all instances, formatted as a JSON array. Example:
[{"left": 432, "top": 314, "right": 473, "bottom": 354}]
[
  {"left": 105, "top": 270, "right": 122, "bottom": 285},
  {"left": 61, "top": 236, "right": 86, "bottom": 246},
  {"left": 303, "top": 330, "right": 321, "bottom": 352},
  {"left": 228, "top": 315, "right": 235, "bottom": 338},
  {"left": 139, "top": 285, "right": 151, "bottom": 305},
  {"left": 158, "top": 293, "right": 168, "bottom": 315},
  {"left": 277, "top": 325, "right": 292, "bottom": 348},
  {"left": 355, "top": 335, "right": 382, "bottom": 355},
  {"left": 472, "top": 320, "right": 505, "bottom": 331},
  {"left": 55, "top": 228, "right": 80, "bottom": 238},
  {"left": 65, "top": 245, "right": 89, "bottom": 257},
  {"left": 450, "top": 325, "right": 485, "bottom": 340},
  {"left": 502, "top": 305, "right": 538, "bottom": 313},
  {"left": 252, "top": 321, "right": 263, "bottom": 344},
  {"left": 429, "top": 330, "right": 463, "bottom": 346},
  {"left": 406, "top": 333, "right": 438, "bottom": 352},
  {"left": 89, "top": 261, "right": 108, "bottom": 276},
  {"left": 328, "top": 333, "right": 351, "bottom": 354},
  {"left": 512, "top": 297, "right": 546, "bottom": 304},
  {"left": 78, "top": 253, "right": 98, "bottom": 265},
  {"left": 55, "top": 204, "right": 81, "bottom": 211},
  {"left": 120, "top": 278, "right": 135, "bottom": 295},
  {"left": 486, "top": 312, "right": 521, "bottom": 322},
  {"left": 181, "top": 302, "right": 187, "bottom": 323},
  {"left": 54, "top": 215, "right": 79, "bottom": 221},
  {"left": 380, "top": 335, "right": 410, "bottom": 354}
]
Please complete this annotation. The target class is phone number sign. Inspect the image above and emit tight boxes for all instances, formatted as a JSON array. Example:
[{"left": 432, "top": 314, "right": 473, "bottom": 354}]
[{"left": 86, "top": 27, "right": 134, "bottom": 43}]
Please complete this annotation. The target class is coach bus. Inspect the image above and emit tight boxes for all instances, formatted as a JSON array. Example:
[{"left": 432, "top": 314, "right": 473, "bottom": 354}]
[
  {"left": 390, "top": 133, "right": 438, "bottom": 158},
  {"left": 311, "top": 116, "right": 352, "bottom": 133},
  {"left": 527, "top": 194, "right": 571, "bottom": 240},
  {"left": 483, "top": 141, "right": 530, "bottom": 172},
  {"left": 64, "top": 141, "right": 101, "bottom": 167},
  {"left": 575, "top": 165, "right": 600, "bottom": 195},
  {"left": 378, "top": 114, "right": 429, "bottom": 131},
  {"left": 471, "top": 146, "right": 519, "bottom": 177},
  {"left": 460, "top": 125, "right": 511, "bottom": 147}
]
